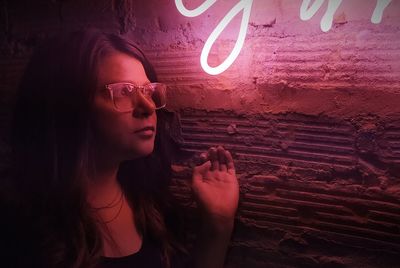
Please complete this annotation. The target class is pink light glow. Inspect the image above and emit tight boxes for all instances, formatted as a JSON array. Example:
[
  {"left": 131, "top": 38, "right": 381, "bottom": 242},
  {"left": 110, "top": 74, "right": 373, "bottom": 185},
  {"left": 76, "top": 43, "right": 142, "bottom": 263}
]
[{"left": 175, "top": 0, "right": 394, "bottom": 76}]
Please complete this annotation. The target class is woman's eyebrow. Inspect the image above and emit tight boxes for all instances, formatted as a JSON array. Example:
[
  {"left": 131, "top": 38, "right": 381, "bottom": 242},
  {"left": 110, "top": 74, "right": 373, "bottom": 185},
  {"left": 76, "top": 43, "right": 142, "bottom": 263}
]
[
  {"left": 117, "top": 80, "right": 152, "bottom": 85},
  {"left": 139, "top": 80, "right": 152, "bottom": 85}
]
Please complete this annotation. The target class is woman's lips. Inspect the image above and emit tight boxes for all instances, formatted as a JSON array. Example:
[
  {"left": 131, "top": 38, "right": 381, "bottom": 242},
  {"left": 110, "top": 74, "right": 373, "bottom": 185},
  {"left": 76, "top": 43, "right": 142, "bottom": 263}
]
[
  {"left": 134, "top": 126, "right": 155, "bottom": 133},
  {"left": 134, "top": 126, "right": 155, "bottom": 138}
]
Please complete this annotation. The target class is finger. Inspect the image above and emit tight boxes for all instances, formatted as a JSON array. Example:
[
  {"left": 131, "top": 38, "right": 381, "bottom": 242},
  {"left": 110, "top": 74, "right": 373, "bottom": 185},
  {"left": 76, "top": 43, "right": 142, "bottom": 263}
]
[
  {"left": 192, "top": 160, "right": 211, "bottom": 182},
  {"left": 225, "top": 150, "right": 236, "bottom": 175},
  {"left": 217, "top": 146, "right": 227, "bottom": 172},
  {"left": 209, "top": 147, "right": 219, "bottom": 171},
  {"left": 199, "top": 152, "right": 208, "bottom": 163},
  {"left": 190, "top": 151, "right": 209, "bottom": 168}
]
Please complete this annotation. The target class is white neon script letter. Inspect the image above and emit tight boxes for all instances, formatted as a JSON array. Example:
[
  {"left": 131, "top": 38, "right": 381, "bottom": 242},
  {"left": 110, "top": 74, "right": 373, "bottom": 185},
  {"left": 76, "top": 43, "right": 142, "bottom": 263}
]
[
  {"left": 175, "top": 0, "right": 254, "bottom": 75},
  {"left": 371, "top": 0, "right": 392, "bottom": 23},
  {"left": 300, "top": 0, "right": 343, "bottom": 32},
  {"left": 202, "top": 0, "right": 253, "bottom": 75},
  {"left": 175, "top": 0, "right": 217, "bottom": 17}
]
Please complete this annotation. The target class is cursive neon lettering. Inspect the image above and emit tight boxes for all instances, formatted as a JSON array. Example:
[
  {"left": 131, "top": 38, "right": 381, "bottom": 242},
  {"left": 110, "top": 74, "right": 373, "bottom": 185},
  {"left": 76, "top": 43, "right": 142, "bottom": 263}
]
[
  {"left": 175, "top": 0, "right": 253, "bottom": 75},
  {"left": 371, "top": 0, "right": 392, "bottom": 23},
  {"left": 200, "top": 0, "right": 253, "bottom": 75},
  {"left": 175, "top": 0, "right": 217, "bottom": 17},
  {"left": 175, "top": 1, "right": 393, "bottom": 75},
  {"left": 300, "top": 0, "right": 343, "bottom": 32}
]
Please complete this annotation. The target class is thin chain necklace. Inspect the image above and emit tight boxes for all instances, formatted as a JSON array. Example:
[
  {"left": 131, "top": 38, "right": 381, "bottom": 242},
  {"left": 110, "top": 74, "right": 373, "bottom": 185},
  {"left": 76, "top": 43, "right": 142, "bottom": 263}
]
[
  {"left": 90, "top": 189, "right": 125, "bottom": 224},
  {"left": 90, "top": 190, "right": 124, "bottom": 210},
  {"left": 92, "top": 193, "right": 125, "bottom": 224}
]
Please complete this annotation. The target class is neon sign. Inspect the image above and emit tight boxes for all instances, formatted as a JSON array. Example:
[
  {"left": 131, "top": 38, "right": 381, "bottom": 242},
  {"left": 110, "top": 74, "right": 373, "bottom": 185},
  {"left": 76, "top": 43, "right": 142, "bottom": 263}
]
[{"left": 175, "top": 0, "right": 393, "bottom": 76}]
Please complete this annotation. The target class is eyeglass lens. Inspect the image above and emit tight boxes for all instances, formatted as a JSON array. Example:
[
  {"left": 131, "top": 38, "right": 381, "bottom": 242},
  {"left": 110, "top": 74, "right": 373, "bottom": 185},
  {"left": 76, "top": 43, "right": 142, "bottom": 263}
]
[{"left": 113, "top": 83, "right": 166, "bottom": 111}]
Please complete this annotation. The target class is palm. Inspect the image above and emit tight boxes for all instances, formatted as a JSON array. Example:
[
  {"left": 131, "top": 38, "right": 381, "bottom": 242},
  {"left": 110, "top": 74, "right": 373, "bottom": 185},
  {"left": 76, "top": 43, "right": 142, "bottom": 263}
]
[{"left": 191, "top": 146, "right": 239, "bottom": 223}]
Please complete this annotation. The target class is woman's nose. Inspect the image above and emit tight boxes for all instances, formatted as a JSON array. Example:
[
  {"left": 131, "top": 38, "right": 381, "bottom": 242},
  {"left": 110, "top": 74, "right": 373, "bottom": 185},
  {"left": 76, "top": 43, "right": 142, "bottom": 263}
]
[{"left": 132, "top": 92, "right": 155, "bottom": 117}]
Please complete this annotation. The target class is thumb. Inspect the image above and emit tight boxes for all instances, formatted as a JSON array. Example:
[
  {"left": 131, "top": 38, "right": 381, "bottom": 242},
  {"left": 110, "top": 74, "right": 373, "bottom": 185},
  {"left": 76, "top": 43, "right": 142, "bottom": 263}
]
[{"left": 192, "top": 160, "right": 211, "bottom": 181}]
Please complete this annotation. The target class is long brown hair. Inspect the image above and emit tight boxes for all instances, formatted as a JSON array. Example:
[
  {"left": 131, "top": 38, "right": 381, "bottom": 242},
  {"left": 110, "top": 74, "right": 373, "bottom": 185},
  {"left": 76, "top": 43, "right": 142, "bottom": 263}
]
[{"left": 5, "top": 29, "right": 178, "bottom": 267}]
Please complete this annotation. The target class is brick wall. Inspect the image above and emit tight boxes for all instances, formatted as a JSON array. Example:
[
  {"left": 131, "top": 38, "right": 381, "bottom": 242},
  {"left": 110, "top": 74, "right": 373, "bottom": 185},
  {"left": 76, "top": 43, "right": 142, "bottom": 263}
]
[{"left": 1, "top": 1, "right": 399, "bottom": 267}]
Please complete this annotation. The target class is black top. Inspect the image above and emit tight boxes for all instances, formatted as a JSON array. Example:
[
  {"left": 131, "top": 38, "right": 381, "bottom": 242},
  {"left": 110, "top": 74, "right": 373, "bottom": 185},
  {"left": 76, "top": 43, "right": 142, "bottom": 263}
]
[
  {"left": 98, "top": 239, "right": 164, "bottom": 268},
  {"left": 97, "top": 238, "right": 192, "bottom": 268}
]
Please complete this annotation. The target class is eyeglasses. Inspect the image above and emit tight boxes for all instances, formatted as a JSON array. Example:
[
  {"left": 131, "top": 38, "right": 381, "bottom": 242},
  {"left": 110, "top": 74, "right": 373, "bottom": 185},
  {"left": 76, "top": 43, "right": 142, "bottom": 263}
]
[{"left": 105, "top": 82, "right": 167, "bottom": 112}]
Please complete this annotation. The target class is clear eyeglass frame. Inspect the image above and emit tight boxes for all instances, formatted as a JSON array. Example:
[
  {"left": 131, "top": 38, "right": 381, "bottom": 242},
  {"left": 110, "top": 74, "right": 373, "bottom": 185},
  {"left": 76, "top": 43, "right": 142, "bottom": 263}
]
[{"left": 104, "top": 82, "right": 167, "bottom": 112}]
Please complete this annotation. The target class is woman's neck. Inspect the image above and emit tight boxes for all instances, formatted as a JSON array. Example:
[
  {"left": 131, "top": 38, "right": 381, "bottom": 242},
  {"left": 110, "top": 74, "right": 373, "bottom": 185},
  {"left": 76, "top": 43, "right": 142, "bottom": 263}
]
[
  {"left": 86, "top": 151, "right": 122, "bottom": 208},
  {"left": 85, "top": 151, "right": 143, "bottom": 257}
]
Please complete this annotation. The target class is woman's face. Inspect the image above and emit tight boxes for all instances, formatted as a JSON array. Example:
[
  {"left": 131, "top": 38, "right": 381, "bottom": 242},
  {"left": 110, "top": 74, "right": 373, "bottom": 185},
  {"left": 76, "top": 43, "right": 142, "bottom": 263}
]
[{"left": 92, "top": 52, "right": 157, "bottom": 161}]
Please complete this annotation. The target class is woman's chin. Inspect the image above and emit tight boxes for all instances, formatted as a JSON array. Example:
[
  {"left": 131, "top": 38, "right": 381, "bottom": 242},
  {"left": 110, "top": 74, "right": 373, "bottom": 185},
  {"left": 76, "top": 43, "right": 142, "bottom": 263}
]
[{"left": 125, "top": 144, "right": 155, "bottom": 160}]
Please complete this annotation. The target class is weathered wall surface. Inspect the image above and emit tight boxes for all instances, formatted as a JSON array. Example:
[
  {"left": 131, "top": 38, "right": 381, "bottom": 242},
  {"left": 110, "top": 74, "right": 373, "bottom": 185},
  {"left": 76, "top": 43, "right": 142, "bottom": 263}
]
[{"left": 1, "top": 0, "right": 400, "bottom": 267}]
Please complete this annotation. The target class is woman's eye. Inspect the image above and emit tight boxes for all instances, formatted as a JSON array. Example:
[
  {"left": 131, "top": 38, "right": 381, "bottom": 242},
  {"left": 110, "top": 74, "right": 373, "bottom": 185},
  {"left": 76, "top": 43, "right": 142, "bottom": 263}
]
[
  {"left": 141, "top": 87, "right": 153, "bottom": 97},
  {"left": 120, "top": 86, "right": 133, "bottom": 96},
  {"left": 121, "top": 88, "right": 128, "bottom": 96}
]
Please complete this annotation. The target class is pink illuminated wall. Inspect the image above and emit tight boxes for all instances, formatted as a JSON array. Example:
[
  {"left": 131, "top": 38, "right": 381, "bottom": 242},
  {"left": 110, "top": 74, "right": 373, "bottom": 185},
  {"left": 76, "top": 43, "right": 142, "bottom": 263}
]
[
  {"left": 128, "top": 1, "right": 400, "bottom": 267},
  {"left": 129, "top": 0, "right": 400, "bottom": 116}
]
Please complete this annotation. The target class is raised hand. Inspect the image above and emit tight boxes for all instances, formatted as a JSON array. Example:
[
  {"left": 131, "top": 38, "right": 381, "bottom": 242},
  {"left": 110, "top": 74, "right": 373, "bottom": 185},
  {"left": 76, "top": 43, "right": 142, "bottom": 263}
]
[{"left": 191, "top": 146, "right": 239, "bottom": 230}]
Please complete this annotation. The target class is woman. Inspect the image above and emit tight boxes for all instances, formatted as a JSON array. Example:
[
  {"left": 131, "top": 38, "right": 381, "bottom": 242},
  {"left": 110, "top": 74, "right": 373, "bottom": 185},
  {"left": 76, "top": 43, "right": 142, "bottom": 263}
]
[{"left": 0, "top": 29, "right": 239, "bottom": 267}]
